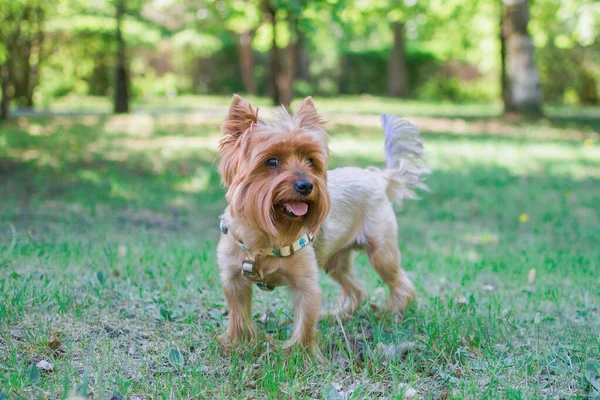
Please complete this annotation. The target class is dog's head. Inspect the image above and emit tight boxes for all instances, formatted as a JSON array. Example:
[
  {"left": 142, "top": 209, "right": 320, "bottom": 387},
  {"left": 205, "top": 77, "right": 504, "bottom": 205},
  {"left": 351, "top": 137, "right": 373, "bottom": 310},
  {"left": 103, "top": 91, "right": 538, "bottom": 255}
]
[{"left": 218, "top": 95, "right": 330, "bottom": 241}]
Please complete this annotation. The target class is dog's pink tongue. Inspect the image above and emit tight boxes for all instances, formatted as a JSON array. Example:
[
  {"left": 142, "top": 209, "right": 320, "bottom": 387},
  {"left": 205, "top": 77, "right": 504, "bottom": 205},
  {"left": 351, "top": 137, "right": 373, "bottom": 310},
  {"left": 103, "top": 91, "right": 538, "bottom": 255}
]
[{"left": 285, "top": 202, "right": 308, "bottom": 216}]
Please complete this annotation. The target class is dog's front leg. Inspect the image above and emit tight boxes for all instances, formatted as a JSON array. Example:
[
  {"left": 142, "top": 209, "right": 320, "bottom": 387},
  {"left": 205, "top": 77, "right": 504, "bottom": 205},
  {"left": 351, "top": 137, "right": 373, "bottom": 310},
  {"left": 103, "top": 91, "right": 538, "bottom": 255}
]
[
  {"left": 219, "top": 267, "right": 256, "bottom": 347},
  {"left": 284, "top": 261, "right": 321, "bottom": 352}
]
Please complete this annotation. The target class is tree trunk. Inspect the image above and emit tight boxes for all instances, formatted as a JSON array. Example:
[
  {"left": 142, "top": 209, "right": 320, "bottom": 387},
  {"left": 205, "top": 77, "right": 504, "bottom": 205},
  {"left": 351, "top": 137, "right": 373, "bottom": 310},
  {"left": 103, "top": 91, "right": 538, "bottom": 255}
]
[
  {"left": 276, "top": 13, "right": 297, "bottom": 107},
  {"left": 7, "top": 4, "right": 44, "bottom": 109},
  {"left": 264, "top": 1, "right": 295, "bottom": 107},
  {"left": 27, "top": 4, "right": 45, "bottom": 108},
  {"left": 265, "top": 4, "right": 281, "bottom": 105},
  {"left": 501, "top": 0, "right": 541, "bottom": 115},
  {"left": 579, "top": 70, "right": 598, "bottom": 105},
  {"left": 1, "top": 64, "right": 10, "bottom": 120},
  {"left": 295, "top": 29, "right": 310, "bottom": 82},
  {"left": 239, "top": 31, "right": 256, "bottom": 95},
  {"left": 388, "top": 22, "right": 408, "bottom": 98},
  {"left": 278, "top": 29, "right": 296, "bottom": 107},
  {"left": 114, "top": 0, "right": 129, "bottom": 114},
  {"left": 11, "top": 42, "right": 32, "bottom": 107}
]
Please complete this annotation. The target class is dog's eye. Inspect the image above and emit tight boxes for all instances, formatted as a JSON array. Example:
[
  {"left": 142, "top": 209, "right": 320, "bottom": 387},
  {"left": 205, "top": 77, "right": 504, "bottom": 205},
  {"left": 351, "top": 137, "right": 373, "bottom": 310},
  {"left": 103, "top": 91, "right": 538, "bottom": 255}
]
[
  {"left": 266, "top": 158, "right": 280, "bottom": 168},
  {"left": 307, "top": 158, "right": 314, "bottom": 166}
]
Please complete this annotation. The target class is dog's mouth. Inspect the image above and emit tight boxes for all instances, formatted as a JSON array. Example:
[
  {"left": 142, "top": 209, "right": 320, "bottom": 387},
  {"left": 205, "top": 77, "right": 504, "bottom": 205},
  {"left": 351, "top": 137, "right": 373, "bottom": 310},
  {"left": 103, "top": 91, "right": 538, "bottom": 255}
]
[{"left": 280, "top": 201, "right": 310, "bottom": 218}]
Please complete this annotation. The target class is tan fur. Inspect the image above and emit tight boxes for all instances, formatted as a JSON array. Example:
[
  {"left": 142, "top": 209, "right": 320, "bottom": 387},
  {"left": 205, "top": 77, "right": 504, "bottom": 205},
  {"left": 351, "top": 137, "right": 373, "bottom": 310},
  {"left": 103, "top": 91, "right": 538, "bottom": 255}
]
[{"left": 217, "top": 95, "right": 418, "bottom": 353}]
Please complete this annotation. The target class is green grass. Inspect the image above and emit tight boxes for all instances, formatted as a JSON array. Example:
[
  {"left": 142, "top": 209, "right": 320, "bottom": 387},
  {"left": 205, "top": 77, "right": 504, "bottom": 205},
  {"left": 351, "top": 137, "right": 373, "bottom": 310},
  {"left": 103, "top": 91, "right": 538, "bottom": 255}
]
[{"left": 1, "top": 98, "right": 599, "bottom": 399}]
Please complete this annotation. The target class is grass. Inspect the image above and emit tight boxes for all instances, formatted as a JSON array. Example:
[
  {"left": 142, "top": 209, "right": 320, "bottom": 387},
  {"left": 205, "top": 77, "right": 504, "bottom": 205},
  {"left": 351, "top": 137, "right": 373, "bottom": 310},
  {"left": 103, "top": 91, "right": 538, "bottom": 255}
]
[{"left": 1, "top": 97, "right": 599, "bottom": 399}]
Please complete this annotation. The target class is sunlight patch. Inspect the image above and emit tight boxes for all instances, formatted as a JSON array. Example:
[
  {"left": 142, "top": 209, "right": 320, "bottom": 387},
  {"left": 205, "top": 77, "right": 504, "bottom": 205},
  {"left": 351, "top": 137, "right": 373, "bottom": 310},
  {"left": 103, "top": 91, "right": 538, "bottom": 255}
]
[{"left": 175, "top": 172, "right": 211, "bottom": 193}]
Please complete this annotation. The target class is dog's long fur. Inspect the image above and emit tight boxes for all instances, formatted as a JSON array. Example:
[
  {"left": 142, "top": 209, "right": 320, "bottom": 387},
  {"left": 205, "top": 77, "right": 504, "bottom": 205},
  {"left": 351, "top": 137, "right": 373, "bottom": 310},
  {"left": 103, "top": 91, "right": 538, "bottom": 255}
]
[{"left": 217, "top": 95, "right": 428, "bottom": 352}]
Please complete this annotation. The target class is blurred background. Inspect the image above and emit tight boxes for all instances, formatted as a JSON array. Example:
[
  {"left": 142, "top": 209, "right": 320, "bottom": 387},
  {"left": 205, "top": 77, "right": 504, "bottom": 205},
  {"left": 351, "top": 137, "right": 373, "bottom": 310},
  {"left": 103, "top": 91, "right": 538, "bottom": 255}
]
[{"left": 0, "top": 0, "right": 598, "bottom": 116}]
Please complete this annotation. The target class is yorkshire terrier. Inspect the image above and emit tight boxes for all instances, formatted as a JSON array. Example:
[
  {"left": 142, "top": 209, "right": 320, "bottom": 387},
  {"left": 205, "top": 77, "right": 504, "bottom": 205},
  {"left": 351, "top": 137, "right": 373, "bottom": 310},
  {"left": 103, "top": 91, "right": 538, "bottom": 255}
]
[{"left": 217, "top": 95, "right": 428, "bottom": 352}]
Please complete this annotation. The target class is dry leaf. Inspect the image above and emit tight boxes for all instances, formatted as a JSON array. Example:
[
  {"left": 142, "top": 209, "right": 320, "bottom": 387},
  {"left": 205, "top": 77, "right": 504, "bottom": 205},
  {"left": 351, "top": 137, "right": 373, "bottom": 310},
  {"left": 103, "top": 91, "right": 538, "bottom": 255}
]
[
  {"left": 277, "top": 318, "right": 293, "bottom": 327},
  {"left": 36, "top": 360, "right": 54, "bottom": 371},
  {"left": 378, "top": 342, "right": 418, "bottom": 362},
  {"left": 398, "top": 383, "right": 417, "bottom": 399},
  {"left": 48, "top": 335, "right": 61, "bottom": 350},
  {"left": 10, "top": 328, "right": 23, "bottom": 339}
]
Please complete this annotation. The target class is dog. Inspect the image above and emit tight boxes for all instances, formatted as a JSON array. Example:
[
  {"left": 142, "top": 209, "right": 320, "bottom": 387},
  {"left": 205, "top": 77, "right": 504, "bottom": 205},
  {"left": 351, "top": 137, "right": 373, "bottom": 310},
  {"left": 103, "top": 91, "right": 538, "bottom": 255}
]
[{"left": 217, "top": 95, "right": 428, "bottom": 352}]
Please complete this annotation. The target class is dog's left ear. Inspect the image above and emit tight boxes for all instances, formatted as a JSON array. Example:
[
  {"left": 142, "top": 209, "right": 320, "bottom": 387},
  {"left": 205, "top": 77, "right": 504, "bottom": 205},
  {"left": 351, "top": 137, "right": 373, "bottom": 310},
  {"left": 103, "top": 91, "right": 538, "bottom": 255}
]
[{"left": 295, "top": 96, "right": 325, "bottom": 128}]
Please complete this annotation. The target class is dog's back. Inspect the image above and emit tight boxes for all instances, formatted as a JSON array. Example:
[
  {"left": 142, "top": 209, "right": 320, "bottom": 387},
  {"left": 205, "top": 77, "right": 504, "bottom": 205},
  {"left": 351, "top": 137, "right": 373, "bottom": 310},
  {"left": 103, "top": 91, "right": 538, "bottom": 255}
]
[{"left": 314, "top": 116, "right": 428, "bottom": 315}]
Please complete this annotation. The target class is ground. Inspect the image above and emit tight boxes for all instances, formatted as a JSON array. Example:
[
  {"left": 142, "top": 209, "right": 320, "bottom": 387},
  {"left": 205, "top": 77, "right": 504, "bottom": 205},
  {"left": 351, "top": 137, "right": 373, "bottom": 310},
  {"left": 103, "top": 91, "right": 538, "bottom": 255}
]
[{"left": 1, "top": 96, "right": 599, "bottom": 399}]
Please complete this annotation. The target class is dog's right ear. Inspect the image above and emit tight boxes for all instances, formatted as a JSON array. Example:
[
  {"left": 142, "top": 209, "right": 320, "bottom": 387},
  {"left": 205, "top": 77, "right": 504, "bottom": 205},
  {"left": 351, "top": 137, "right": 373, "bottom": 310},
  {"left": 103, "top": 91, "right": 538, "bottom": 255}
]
[{"left": 219, "top": 94, "right": 258, "bottom": 187}]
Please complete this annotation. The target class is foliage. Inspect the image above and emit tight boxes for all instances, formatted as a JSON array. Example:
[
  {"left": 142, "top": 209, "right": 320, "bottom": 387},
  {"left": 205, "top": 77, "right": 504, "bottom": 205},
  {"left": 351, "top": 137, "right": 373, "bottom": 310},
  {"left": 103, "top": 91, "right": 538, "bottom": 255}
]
[
  {"left": 2, "top": 0, "right": 599, "bottom": 110},
  {"left": 530, "top": 0, "right": 600, "bottom": 104}
]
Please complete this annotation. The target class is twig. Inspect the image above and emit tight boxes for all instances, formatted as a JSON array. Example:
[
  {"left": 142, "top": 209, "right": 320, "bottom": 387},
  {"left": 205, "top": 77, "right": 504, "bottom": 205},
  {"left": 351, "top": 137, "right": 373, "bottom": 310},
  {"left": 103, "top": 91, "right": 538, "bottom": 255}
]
[{"left": 8, "top": 222, "right": 16, "bottom": 249}]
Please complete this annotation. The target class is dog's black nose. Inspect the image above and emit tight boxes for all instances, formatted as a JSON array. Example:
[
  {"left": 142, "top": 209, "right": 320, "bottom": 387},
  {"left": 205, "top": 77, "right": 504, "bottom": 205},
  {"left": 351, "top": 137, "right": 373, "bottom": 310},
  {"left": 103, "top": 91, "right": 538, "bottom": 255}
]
[{"left": 295, "top": 179, "right": 313, "bottom": 195}]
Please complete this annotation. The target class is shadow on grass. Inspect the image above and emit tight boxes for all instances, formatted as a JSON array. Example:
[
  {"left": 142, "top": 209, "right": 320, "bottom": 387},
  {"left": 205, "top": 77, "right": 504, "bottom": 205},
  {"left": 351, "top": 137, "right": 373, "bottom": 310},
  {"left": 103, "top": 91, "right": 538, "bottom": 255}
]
[{"left": 0, "top": 113, "right": 598, "bottom": 246}]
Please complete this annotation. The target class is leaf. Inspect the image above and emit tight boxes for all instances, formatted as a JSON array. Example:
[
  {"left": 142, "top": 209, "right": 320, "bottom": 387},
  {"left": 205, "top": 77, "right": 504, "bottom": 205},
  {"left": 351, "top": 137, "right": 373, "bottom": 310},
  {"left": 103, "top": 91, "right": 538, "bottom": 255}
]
[
  {"left": 321, "top": 383, "right": 343, "bottom": 400},
  {"left": 398, "top": 383, "right": 418, "bottom": 399},
  {"left": 110, "top": 392, "right": 125, "bottom": 400},
  {"left": 10, "top": 328, "right": 23, "bottom": 339},
  {"left": 167, "top": 348, "right": 184, "bottom": 370},
  {"left": 48, "top": 334, "right": 61, "bottom": 350},
  {"left": 208, "top": 308, "right": 222, "bottom": 321},
  {"left": 159, "top": 307, "right": 173, "bottom": 321},
  {"left": 27, "top": 363, "right": 41, "bottom": 384},
  {"left": 76, "top": 368, "right": 89, "bottom": 397},
  {"left": 36, "top": 359, "right": 54, "bottom": 371},
  {"left": 377, "top": 342, "right": 419, "bottom": 362},
  {"left": 469, "top": 360, "right": 489, "bottom": 371},
  {"left": 0, "top": 392, "right": 8, "bottom": 400},
  {"left": 97, "top": 271, "right": 106, "bottom": 285},
  {"left": 585, "top": 360, "right": 600, "bottom": 392}
]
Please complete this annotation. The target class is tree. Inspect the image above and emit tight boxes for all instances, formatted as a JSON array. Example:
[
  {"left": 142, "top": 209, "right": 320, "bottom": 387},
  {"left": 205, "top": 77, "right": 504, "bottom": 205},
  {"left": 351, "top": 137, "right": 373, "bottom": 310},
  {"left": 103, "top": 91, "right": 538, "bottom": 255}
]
[
  {"left": 113, "top": 0, "right": 130, "bottom": 113},
  {"left": 334, "top": 0, "right": 418, "bottom": 98},
  {"left": 1, "top": 63, "right": 9, "bottom": 120},
  {"left": 0, "top": 33, "right": 10, "bottom": 120},
  {"left": 388, "top": 21, "right": 407, "bottom": 98},
  {"left": 528, "top": 0, "right": 600, "bottom": 105},
  {"left": 224, "top": 0, "right": 262, "bottom": 95},
  {"left": 0, "top": 0, "right": 47, "bottom": 112},
  {"left": 500, "top": 0, "right": 541, "bottom": 115},
  {"left": 262, "top": 0, "right": 294, "bottom": 106},
  {"left": 238, "top": 30, "right": 257, "bottom": 95},
  {"left": 261, "top": 0, "right": 322, "bottom": 106}
]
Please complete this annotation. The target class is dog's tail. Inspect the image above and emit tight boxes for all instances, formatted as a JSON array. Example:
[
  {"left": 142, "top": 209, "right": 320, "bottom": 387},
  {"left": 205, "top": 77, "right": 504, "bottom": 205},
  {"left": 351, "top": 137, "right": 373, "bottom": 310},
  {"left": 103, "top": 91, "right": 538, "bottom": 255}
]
[{"left": 380, "top": 114, "right": 430, "bottom": 205}]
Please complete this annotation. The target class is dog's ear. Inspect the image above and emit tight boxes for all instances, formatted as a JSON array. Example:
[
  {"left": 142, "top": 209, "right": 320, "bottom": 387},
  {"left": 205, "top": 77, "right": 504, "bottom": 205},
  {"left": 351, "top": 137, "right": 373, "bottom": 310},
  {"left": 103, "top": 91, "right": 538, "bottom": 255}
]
[
  {"left": 295, "top": 96, "right": 325, "bottom": 128},
  {"left": 222, "top": 94, "right": 258, "bottom": 137},
  {"left": 219, "top": 94, "right": 258, "bottom": 187}
]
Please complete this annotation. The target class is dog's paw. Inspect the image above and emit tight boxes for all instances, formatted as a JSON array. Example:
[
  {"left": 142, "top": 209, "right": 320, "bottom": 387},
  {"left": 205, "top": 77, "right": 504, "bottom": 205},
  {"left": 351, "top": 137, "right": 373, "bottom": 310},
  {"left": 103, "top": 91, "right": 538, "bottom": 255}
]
[
  {"left": 282, "top": 340, "right": 326, "bottom": 363},
  {"left": 216, "top": 333, "right": 239, "bottom": 353},
  {"left": 319, "top": 308, "right": 348, "bottom": 322}
]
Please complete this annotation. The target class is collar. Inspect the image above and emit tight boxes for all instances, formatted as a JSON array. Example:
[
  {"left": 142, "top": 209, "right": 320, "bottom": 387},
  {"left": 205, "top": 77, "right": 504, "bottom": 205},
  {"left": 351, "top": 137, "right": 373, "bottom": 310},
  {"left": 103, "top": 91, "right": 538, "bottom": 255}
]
[{"left": 219, "top": 220, "right": 315, "bottom": 291}]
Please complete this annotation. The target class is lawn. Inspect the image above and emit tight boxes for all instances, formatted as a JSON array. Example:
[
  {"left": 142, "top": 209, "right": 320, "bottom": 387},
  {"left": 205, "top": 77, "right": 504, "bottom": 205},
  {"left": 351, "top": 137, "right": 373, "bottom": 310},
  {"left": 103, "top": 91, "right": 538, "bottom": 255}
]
[{"left": 1, "top": 96, "right": 599, "bottom": 399}]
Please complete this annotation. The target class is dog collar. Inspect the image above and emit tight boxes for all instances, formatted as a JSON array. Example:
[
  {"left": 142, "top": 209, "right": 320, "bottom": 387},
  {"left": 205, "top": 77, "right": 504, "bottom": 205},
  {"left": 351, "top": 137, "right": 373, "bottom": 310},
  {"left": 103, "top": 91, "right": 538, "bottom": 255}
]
[{"left": 219, "top": 220, "right": 315, "bottom": 291}]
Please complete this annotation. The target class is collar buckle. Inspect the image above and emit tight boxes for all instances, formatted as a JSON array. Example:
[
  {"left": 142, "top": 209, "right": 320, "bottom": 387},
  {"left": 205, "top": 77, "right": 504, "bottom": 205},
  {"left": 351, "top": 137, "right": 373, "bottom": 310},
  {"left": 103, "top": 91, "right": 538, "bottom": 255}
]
[{"left": 241, "top": 259, "right": 255, "bottom": 275}]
